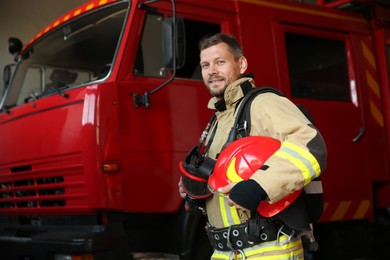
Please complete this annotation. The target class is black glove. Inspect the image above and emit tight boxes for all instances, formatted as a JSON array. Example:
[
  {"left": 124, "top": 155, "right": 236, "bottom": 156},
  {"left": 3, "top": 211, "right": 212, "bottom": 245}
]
[{"left": 229, "top": 179, "right": 267, "bottom": 211}]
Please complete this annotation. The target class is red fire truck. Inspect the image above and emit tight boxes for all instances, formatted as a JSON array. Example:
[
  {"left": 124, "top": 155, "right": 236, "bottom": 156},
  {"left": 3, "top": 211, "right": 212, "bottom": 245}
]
[{"left": 1, "top": 0, "right": 390, "bottom": 259}]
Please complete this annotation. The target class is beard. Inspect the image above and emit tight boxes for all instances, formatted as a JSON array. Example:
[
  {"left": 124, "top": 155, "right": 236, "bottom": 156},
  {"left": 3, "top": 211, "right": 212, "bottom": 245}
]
[
  {"left": 209, "top": 86, "right": 225, "bottom": 98},
  {"left": 206, "top": 76, "right": 226, "bottom": 99}
]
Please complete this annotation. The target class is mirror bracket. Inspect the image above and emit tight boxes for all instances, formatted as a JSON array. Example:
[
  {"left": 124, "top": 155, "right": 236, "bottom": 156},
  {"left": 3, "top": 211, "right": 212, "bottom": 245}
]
[
  {"left": 133, "top": 92, "right": 150, "bottom": 108},
  {"left": 133, "top": 0, "right": 184, "bottom": 109}
]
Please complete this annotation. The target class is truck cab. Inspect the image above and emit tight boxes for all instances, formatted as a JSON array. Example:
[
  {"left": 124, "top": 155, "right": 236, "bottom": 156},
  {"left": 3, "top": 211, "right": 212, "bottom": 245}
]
[{"left": 1, "top": 0, "right": 390, "bottom": 259}]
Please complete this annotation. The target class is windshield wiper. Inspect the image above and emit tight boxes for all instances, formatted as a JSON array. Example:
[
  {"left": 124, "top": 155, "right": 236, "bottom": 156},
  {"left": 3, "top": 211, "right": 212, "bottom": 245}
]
[
  {"left": 24, "top": 86, "right": 70, "bottom": 103},
  {"left": 0, "top": 105, "right": 12, "bottom": 115},
  {"left": 54, "top": 86, "right": 70, "bottom": 99},
  {"left": 40, "top": 85, "right": 70, "bottom": 99}
]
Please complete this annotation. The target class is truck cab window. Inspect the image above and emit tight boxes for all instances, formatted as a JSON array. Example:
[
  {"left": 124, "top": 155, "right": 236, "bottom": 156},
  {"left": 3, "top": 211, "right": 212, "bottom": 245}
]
[
  {"left": 134, "top": 13, "right": 164, "bottom": 77},
  {"left": 1, "top": 2, "right": 129, "bottom": 109},
  {"left": 285, "top": 33, "right": 350, "bottom": 101},
  {"left": 134, "top": 13, "right": 220, "bottom": 80},
  {"left": 176, "top": 20, "right": 220, "bottom": 79}
]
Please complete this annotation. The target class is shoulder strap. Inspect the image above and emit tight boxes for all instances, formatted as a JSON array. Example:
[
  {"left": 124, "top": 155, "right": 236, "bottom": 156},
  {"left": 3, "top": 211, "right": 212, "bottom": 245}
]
[
  {"left": 236, "top": 87, "right": 284, "bottom": 138},
  {"left": 222, "top": 87, "right": 283, "bottom": 150},
  {"left": 234, "top": 87, "right": 315, "bottom": 140}
]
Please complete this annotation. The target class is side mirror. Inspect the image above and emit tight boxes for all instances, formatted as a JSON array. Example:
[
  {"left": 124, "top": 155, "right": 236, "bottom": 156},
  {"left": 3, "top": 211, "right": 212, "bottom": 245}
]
[
  {"left": 162, "top": 17, "right": 185, "bottom": 70},
  {"left": 8, "top": 37, "right": 23, "bottom": 55}
]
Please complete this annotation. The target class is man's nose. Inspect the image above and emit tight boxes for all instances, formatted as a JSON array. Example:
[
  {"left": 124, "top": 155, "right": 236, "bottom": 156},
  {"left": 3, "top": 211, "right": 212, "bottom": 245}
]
[{"left": 208, "top": 64, "right": 218, "bottom": 75}]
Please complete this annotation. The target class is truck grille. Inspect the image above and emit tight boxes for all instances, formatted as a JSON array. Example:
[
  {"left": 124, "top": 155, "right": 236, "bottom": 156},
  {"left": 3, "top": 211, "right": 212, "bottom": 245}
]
[
  {"left": 0, "top": 176, "right": 65, "bottom": 208},
  {"left": 0, "top": 156, "right": 88, "bottom": 213}
]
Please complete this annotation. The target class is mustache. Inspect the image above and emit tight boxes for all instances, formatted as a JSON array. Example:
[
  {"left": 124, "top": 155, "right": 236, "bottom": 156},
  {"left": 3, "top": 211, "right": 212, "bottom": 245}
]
[{"left": 207, "top": 76, "right": 224, "bottom": 82}]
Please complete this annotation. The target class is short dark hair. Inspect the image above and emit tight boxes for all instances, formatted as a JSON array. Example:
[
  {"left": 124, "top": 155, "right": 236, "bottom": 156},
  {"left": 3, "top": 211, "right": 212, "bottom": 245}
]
[{"left": 199, "top": 33, "right": 243, "bottom": 60}]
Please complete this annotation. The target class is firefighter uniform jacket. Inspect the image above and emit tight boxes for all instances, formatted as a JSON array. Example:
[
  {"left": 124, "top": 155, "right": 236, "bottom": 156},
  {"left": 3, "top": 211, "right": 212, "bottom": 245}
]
[{"left": 204, "top": 77, "right": 327, "bottom": 259}]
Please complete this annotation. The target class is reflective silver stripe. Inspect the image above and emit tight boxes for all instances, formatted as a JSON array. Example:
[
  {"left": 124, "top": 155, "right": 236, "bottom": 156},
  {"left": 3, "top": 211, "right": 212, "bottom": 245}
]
[
  {"left": 219, "top": 196, "right": 240, "bottom": 226},
  {"left": 279, "top": 146, "right": 317, "bottom": 180},
  {"left": 304, "top": 180, "right": 323, "bottom": 194}
]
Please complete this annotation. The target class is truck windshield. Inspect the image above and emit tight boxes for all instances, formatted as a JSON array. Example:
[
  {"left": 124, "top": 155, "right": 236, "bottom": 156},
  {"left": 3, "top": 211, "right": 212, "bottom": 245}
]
[{"left": 0, "top": 1, "right": 129, "bottom": 110}]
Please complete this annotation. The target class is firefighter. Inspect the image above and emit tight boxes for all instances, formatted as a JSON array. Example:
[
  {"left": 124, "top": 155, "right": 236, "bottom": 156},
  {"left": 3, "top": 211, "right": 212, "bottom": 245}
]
[{"left": 178, "top": 33, "right": 327, "bottom": 259}]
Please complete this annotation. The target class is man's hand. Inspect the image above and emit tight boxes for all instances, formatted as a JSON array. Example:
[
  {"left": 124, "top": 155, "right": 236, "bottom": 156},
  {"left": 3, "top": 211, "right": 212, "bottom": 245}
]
[
  {"left": 223, "top": 180, "right": 267, "bottom": 212},
  {"left": 218, "top": 182, "right": 250, "bottom": 211},
  {"left": 178, "top": 177, "right": 187, "bottom": 199}
]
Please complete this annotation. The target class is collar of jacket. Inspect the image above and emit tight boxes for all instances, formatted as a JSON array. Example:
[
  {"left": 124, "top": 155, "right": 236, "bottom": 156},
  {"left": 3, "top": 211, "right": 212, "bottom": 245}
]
[{"left": 207, "top": 77, "right": 255, "bottom": 111}]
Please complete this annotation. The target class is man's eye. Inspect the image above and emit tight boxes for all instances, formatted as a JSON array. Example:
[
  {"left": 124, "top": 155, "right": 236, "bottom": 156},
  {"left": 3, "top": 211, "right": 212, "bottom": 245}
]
[
  {"left": 217, "top": 60, "right": 225, "bottom": 65},
  {"left": 201, "top": 64, "right": 209, "bottom": 70}
]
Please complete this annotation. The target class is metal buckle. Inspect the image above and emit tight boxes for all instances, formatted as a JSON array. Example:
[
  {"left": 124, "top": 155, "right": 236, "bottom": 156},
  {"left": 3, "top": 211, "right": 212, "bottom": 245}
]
[
  {"left": 226, "top": 226, "right": 247, "bottom": 259},
  {"left": 226, "top": 226, "right": 234, "bottom": 251},
  {"left": 229, "top": 249, "right": 246, "bottom": 260},
  {"left": 236, "top": 121, "right": 248, "bottom": 138},
  {"left": 276, "top": 225, "right": 295, "bottom": 246}
]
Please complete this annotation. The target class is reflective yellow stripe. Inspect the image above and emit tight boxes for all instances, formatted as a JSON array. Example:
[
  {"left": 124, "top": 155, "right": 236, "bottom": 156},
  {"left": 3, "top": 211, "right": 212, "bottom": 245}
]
[
  {"left": 212, "top": 237, "right": 303, "bottom": 259},
  {"left": 230, "top": 206, "right": 241, "bottom": 224},
  {"left": 264, "top": 248, "right": 304, "bottom": 260},
  {"left": 274, "top": 150, "right": 311, "bottom": 185},
  {"left": 275, "top": 142, "right": 321, "bottom": 185},
  {"left": 282, "top": 142, "right": 321, "bottom": 177},
  {"left": 219, "top": 195, "right": 241, "bottom": 226},
  {"left": 244, "top": 237, "right": 301, "bottom": 257},
  {"left": 219, "top": 195, "right": 230, "bottom": 226}
]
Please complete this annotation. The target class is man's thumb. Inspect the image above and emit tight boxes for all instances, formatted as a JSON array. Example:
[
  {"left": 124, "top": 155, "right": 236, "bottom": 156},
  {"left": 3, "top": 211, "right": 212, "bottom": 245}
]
[{"left": 217, "top": 182, "right": 236, "bottom": 194}]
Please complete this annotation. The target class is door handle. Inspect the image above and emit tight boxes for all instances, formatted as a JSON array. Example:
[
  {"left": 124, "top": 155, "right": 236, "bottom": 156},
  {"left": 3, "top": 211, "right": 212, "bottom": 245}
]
[{"left": 352, "top": 128, "right": 365, "bottom": 142}]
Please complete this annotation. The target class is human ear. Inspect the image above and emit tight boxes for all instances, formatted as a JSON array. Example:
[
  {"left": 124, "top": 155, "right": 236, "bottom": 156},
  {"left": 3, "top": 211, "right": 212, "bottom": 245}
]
[{"left": 239, "top": 56, "right": 248, "bottom": 74}]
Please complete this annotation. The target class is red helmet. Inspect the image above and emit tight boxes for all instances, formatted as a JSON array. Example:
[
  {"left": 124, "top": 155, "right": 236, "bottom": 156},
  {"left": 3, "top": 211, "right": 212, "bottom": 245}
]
[{"left": 208, "top": 136, "right": 301, "bottom": 217}]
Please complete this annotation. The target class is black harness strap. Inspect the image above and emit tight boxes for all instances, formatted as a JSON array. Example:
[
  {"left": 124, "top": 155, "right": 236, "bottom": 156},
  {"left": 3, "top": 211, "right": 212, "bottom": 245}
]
[{"left": 223, "top": 87, "right": 284, "bottom": 150}]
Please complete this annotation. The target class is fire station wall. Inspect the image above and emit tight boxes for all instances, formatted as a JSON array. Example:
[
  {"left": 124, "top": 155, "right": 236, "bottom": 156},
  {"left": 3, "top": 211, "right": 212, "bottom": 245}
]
[{"left": 0, "top": 0, "right": 85, "bottom": 100}]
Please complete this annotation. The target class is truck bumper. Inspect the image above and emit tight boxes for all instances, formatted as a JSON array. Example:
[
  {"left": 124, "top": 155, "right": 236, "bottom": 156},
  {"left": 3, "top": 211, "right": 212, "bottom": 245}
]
[{"left": 0, "top": 223, "right": 132, "bottom": 260}]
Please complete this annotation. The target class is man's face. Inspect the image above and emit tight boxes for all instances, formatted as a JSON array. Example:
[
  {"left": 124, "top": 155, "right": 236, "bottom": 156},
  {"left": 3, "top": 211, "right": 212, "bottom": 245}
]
[{"left": 200, "top": 42, "right": 247, "bottom": 99}]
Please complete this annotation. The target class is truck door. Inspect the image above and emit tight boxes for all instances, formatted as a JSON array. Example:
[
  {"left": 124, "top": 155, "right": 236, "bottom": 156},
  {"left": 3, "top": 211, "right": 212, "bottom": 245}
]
[
  {"left": 374, "top": 28, "right": 390, "bottom": 160},
  {"left": 117, "top": 1, "right": 237, "bottom": 213},
  {"left": 372, "top": 28, "right": 390, "bottom": 207},
  {"left": 276, "top": 25, "right": 387, "bottom": 222}
]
